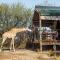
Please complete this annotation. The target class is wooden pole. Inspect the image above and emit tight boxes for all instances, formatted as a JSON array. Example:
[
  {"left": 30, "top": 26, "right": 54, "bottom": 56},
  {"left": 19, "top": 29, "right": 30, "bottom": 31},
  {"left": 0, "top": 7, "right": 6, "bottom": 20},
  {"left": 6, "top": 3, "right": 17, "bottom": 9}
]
[
  {"left": 53, "top": 34, "right": 56, "bottom": 57},
  {"left": 53, "top": 20, "right": 57, "bottom": 57},
  {"left": 39, "top": 16, "right": 42, "bottom": 52}
]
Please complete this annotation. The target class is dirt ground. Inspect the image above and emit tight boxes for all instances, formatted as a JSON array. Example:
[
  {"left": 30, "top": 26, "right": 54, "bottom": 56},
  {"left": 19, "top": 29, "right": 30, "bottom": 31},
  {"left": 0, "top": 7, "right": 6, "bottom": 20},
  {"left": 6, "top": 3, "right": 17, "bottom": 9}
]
[{"left": 0, "top": 49, "right": 55, "bottom": 60}]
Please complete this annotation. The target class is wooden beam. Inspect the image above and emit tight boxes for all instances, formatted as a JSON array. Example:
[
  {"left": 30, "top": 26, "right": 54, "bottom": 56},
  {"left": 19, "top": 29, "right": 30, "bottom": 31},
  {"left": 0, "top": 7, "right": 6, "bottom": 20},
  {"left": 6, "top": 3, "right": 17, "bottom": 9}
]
[{"left": 40, "top": 16, "right": 60, "bottom": 20}]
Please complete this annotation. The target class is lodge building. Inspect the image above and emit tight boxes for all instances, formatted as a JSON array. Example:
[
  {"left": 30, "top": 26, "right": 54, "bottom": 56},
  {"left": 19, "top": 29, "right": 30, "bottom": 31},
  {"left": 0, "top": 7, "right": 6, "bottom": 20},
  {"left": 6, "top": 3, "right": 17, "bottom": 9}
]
[{"left": 32, "top": 5, "right": 60, "bottom": 52}]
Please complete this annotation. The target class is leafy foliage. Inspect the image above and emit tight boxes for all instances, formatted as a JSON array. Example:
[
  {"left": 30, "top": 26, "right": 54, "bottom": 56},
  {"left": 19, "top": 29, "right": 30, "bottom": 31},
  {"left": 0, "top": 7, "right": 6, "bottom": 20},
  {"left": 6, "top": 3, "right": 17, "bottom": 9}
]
[{"left": 0, "top": 3, "right": 33, "bottom": 33}]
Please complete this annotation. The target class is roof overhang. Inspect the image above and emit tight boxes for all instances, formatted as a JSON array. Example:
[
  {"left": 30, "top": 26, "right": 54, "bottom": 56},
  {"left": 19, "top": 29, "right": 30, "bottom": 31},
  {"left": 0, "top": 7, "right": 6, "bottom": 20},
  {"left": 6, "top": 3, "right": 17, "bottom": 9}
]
[{"left": 40, "top": 16, "right": 60, "bottom": 20}]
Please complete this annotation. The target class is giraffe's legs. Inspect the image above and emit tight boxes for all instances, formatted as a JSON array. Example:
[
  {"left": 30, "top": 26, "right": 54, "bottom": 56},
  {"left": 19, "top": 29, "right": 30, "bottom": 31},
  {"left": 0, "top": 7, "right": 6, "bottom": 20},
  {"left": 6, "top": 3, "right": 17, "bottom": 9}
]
[
  {"left": 12, "top": 37, "right": 15, "bottom": 52},
  {"left": 10, "top": 39, "right": 12, "bottom": 51},
  {"left": 1, "top": 37, "right": 6, "bottom": 51}
]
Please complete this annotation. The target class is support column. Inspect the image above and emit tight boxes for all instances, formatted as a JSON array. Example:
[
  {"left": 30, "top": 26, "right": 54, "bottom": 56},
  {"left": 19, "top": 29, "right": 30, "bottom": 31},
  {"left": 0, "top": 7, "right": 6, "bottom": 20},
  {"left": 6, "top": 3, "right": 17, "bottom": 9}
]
[
  {"left": 53, "top": 34, "right": 56, "bottom": 57},
  {"left": 40, "top": 19, "right": 42, "bottom": 52}
]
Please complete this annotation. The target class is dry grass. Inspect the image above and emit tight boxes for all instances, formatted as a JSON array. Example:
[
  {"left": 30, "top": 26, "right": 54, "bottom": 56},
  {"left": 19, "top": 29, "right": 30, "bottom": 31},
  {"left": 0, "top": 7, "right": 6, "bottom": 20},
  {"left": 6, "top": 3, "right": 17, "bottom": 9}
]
[
  {"left": 0, "top": 49, "right": 55, "bottom": 60},
  {"left": 55, "top": 56, "right": 60, "bottom": 60}
]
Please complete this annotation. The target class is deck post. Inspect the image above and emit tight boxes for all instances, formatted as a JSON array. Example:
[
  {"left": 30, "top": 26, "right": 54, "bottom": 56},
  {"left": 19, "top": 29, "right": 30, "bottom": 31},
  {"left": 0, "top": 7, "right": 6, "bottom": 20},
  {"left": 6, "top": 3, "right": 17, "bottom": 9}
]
[
  {"left": 53, "top": 33, "right": 56, "bottom": 57},
  {"left": 53, "top": 21, "right": 57, "bottom": 57},
  {"left": 39, "top": 16, "right": 42, "bottom": 52}
]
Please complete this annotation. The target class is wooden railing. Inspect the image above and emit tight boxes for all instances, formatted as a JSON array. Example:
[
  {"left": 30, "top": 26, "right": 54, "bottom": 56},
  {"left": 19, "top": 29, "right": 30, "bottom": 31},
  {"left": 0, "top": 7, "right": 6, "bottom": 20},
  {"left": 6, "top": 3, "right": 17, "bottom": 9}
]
[{"left": 42, "top": 40, "right": 60, "bottom": 45}]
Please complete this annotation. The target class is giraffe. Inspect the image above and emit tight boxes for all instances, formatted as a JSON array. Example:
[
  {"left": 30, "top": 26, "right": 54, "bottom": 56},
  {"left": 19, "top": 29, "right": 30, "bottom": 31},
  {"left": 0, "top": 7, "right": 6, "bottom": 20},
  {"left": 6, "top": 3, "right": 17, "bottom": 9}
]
[{"left": 1, "top": 27, "right": 32, "bottom": 52}]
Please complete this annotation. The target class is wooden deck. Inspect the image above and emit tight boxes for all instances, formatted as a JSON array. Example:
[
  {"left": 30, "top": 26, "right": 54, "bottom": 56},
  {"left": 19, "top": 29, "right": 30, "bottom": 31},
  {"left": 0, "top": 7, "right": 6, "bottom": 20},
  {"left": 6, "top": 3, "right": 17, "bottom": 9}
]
[{"left": 32, "top": 40, "right": 60, "bottom": 52}]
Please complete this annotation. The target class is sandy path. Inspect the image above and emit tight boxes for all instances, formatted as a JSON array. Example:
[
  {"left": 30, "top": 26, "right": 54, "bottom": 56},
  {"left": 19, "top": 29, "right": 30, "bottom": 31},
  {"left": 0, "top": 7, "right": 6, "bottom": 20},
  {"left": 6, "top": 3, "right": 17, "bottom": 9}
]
[{"left": 0, "top": 49, "right": 54, "bottom": 60}]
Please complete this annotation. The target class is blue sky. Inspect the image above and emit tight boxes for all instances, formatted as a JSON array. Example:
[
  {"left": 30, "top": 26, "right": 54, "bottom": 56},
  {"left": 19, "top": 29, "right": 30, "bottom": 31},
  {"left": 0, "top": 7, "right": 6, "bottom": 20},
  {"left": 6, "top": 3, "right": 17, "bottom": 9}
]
[{"left": 0, "top": 0, "right": 60, "bottom": 9}]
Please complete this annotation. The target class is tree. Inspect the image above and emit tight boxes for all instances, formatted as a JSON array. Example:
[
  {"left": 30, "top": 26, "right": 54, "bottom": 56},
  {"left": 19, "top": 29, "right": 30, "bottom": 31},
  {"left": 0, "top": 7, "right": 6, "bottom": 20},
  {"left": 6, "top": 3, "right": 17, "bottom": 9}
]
[{"left": 0, "top": 3, "right": 33, "bottom": 33}]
